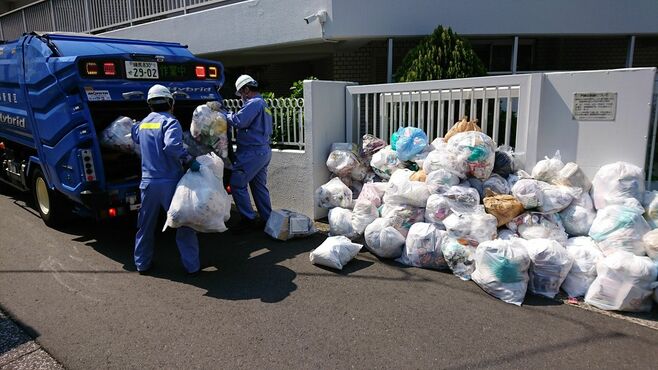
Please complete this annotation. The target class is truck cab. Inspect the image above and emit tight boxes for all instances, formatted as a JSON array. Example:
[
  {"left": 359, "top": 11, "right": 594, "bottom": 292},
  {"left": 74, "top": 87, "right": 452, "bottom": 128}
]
[{"left": 0, "top": 33, "right": 224, "bottom": 226}]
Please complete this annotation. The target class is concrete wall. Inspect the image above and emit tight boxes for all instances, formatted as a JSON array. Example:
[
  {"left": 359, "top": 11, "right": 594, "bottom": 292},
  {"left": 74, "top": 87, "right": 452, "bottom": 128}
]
[
  {"left": 101, "top": 0, "right": 658, "bottom": 55},
  {"left": 268, "top": 149, "right": 312, "bottom": 216},
  {"left": 305, "top": 80, "right": 356, "bottom": 219},
  {"left": 534, "top": 68, "right": 657, "bottom": 179},
  {"left": 266, "top": 80, "right": 355, "bottom": 220},
  {"left": 329, "top": 0, "right": 658, "bottom": 38},
  {"left": 104, "top": 0, "right": 332, "bottom": 55}
]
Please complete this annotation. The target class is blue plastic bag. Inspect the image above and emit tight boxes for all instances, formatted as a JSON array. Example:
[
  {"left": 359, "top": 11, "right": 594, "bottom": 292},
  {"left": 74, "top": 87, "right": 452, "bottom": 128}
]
[{"left": 394, "top": 127, "right": 428, "bottom": 161}]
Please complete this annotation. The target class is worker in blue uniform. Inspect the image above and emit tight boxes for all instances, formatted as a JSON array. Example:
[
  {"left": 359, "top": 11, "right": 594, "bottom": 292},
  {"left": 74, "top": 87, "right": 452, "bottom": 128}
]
[
  {"left": 131, "top": 84, "right": 202, "bottom": 275},
  {"left": 226, "top": 75, "right": 273, "bottom": 233}
]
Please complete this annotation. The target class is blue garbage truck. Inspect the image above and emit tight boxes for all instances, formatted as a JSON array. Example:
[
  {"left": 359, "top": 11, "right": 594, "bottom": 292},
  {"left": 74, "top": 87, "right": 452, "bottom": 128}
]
[{"left": 0, "top": 32, "right": 224, "bottom": 226}]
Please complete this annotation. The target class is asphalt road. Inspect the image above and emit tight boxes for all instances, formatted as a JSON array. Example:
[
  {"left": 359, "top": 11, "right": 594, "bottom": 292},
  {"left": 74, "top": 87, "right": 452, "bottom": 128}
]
[{"left": 1, "top": 187, "right": 657, "bottom": 369}]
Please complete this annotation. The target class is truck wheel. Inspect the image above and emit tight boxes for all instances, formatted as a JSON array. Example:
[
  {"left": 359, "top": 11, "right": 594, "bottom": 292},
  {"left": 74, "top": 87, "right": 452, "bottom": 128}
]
[{"left": 31, "top": 168, "right": 69, "bottom": 227}]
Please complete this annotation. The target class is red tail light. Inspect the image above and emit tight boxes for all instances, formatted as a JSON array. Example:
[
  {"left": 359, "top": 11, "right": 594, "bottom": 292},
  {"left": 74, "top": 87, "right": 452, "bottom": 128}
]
[
  {"left": 85, "top": 62, "right": 98, "bottom": 75},
  {"left": 195, "top": 65, "right": 206, "bottom": 79},
  {"left": 108, "top": 208, "right": 117, "bottom": 218},
  {"left": 103, "top": 62, "right": 116, "bottom": 76},
  {"left": 208, "top": 66, "right": 218, "bottom": 78}
]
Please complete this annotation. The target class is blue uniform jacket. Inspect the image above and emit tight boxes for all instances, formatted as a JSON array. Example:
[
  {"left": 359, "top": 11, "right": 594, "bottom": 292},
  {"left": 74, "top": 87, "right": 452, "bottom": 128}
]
[
  {"left": 227, "top": 95, "right": 273, "bottom": 150},
  {"left": 132, "top": 111, "right": 191, "bottom": 186}
]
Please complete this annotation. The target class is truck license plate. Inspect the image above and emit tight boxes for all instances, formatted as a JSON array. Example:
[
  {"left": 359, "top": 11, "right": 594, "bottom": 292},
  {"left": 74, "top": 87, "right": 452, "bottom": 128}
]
[{"left": 125, "top": 61, "right": 159, "bottom": 79}]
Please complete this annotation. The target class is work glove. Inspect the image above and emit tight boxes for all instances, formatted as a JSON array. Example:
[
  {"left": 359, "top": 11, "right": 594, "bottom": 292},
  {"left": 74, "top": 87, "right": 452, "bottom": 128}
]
[{"left": 189, "top": 159, "right": 201, "bottom": 172}]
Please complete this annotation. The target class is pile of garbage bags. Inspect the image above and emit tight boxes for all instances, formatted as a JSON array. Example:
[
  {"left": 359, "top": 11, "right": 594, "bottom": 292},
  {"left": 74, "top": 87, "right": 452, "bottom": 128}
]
[{"left": 313, "top": 117, "right": 658, "bottom": 312}]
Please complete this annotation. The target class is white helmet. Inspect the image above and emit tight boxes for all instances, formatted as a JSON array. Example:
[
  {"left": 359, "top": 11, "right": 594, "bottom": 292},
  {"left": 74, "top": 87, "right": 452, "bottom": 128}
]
[
  {"left": 234, "top": 74, "right": 257, "bottom": 96},
  {"left": 147, "top": 84, "right": 173, "bottom": 103}
]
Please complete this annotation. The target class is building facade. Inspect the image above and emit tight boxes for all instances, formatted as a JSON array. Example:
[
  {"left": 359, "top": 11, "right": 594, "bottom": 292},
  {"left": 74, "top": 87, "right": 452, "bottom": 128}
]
[{"left": 1, "top": 0, "right": 657, "bottom": 96}]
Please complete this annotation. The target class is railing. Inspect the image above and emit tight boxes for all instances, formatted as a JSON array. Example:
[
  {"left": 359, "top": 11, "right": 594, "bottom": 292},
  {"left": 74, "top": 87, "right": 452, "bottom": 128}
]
[
  {"left": 0, "top": 0, "right": 241, "bottom": 40},
  {"left": 224, "top": 98, "right": 305, "bottom": 150},
  {"left": 345, "top": 74, "right": 543, "bottom": 166}
]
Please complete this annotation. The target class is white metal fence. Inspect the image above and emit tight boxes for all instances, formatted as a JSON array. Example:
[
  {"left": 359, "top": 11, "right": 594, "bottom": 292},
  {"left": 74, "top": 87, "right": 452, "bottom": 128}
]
[
  {"left": 0, "top": 0, "right": 241, "bottom": 40},
  {"left": 224, "top": 98, "right": 305, "bottom": 150},
  {"left": 345, "top": 74, "right": 543, "bottom": 166}
]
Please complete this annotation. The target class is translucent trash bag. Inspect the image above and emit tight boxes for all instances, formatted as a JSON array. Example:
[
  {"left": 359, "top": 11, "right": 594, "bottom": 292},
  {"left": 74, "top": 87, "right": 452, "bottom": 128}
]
[{"left": 310, "top": 236, "right": 363, "bottom": 270}]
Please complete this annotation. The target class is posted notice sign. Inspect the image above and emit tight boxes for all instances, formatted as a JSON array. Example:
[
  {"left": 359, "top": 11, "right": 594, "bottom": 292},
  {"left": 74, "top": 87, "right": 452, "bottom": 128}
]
[{"left": 572, "top": 92, "right": 617, "bottom": 121}]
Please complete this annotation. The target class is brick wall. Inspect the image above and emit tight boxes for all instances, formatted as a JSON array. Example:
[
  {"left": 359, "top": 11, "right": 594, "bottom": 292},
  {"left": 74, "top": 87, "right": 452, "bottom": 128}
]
[
  {"left": 332, "top": 38, "right": 422, "bottom": 85},
  {"left": 532, "top": 37, "right": 628, "bottom": 71}
]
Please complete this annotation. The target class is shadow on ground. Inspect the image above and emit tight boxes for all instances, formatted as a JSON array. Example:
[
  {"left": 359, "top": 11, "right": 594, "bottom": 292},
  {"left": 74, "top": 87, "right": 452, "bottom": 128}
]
[{"left": 49, "top": 208, "right": 325, "bottom": 303}]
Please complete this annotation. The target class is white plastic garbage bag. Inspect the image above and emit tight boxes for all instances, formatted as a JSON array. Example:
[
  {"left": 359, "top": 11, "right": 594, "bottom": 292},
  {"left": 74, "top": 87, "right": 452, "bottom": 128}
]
[
  {"left": 422, "top": 144, "right": 468, "bottom": 180},
  {"left": 350, "top": 162, "right": 370, "bottom": 182},
  {"left": 589, "top": 202, "right": 651, "bottom": 256},
  {"left": 265, "top": 209, "right": 317, "bottom": 240},
  {"left": 329, "top": 207, "right": 358, "bottom": 239},
  {"left": 507, "top": 212, "right": 568, "bottom": 245},
  {"left": 165, "top": 153, "right": 231, "bottom": 233},
  {"left": 440, "top": 238, "right": 477, "bottom": 280},
  {"left": 425, "top": 169, "right": 461, "bottom": 193},
  {"left": 642, "top": 190, "right": 658, "bottom": 228},
  {"left": 326, "top": 149, "right": 360, "bottom": 177},
  {"left": 498, "top": 228, "right": 519, "bottom": 240},
  {"left": 100, "top": 116, "right": 140, "bottom": 155},
  {"left": 443, "top": 212, "right": 497, "bottom": 247},
  {"left": 357, "top": 182, "right": 386, "bottom": 208},
  {"left": 467, "top": 177, "right": 484, "bottom": 198},
  {"left": 447, "top": 131, "right": 496, "bottom": 180},
  {"left": 553, "top": 162, "right": 591, "bottom": 192},
  {"left": 396, "top": 223, "right": 448, "bottom": 270},
  {"left": 442, "top": 186, "right": 481, "bottom": 214},
  {"left": 370, "top": 145, "right": 403, "bottom": 179},
  {"left": 309, "top": 236, "right": 363, "bottom": 270},
  {"left": 526, "top": 238, "right": 573, "bottom": 298},
  {"left": 190, "top": 103, "right": 228, "bottom": 158},
  {"left": 559, "top": 192, "right": 596, "bottom": 237},
  {"left": 531, "top": 151, "right": 564, "bottom": 183},
  {"left": 585, "top": 251, "right": 658, "bottom": 312},
  {"left": 361, "top": 134, "right": 386, "bottom": 161},
  {"left": 511, "top": 179, "right": 544, "bottom": 209},
  {"left": 537, "top": 183, "right": 579, "bottom": 214},
  {"left": 425, "top": 194, "right": 452, "bottom": 225},
  {"left": 483, "top": 174, "right": 510, "bottom": 196},
  {"left": 591, "top": 161, "right": 645, "bottom": 210},
  {"left": 410, "top": 147, "right": 433, "bottom": 170},
  {"left": 642, "top": 229, "right": 658, "bottom": 261},
  {"left": 351, "top": 199, "right": 379, "bottom": 235},
  {"left": 315, "top": 178, "right": 353, "bottom": 209},
  {"left": 472, "top": 238, "right": 531, "bottom": 306},
  {"left": 364, "top": 218, "right": 406, "bottom": 258},
  {"left": 561, "top": 237, "right": 603, "bottom": 297},
  {"left": 379, "top": 203, "right": 425, "bottom": 236},
  {"left": 382, "top": 169, "right": 430, "bottom": 207}
]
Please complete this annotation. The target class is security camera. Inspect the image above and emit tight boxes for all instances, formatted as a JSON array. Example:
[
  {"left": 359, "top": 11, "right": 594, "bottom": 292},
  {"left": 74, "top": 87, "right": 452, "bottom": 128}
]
[
  {"left": 304, "top": 10, "right": 327, "bottom": 24},
  {"left": 304, "top": 14, "right": 317, "bottom": 24}
]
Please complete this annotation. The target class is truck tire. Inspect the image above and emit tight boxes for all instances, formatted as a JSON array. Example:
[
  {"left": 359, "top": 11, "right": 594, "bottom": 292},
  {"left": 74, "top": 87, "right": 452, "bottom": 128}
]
[{"left": 31, "top": 168, "right": 69, "bottom": 227}]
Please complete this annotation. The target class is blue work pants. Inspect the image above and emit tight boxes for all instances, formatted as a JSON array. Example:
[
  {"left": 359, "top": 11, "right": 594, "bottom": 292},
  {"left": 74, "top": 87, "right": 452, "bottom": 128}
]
[
  {"left": 230, "top": 148, "right": 272, "bottom": 222},
  {"left": 134, "top": 180, "right": 200, "bottom": 273}
]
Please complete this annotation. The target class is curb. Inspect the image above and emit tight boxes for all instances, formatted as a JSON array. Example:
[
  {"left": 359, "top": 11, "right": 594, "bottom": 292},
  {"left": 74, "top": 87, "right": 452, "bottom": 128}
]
[{"left": 0, "top": 309, "right": 64, "bottom": 370}]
